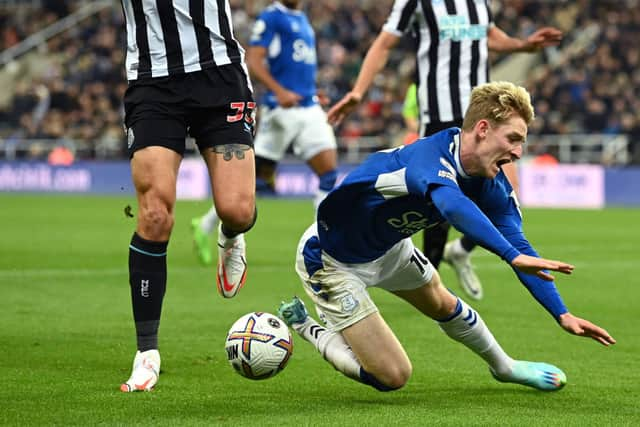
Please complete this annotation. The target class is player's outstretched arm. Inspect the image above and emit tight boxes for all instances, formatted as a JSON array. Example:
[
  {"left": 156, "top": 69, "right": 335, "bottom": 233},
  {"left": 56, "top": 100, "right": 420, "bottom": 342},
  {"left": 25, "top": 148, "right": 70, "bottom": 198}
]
[
  {"left": 488, "top": 25, "right": 562, "bottom": 53},
  {"left": 510, "top": 254, "right": 574, "bottom": 281},
  {"left": 558, "top": 313, "right": 617, "bottom": 346}
]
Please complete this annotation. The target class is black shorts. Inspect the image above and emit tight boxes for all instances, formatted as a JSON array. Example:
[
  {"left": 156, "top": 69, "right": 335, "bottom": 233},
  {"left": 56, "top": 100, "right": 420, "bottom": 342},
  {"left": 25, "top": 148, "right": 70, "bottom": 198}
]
[
  {"left": 422, "top": 119, "right": 464, "bottom": 137},
  {"left": 123, "top": 63, "right": 255, "bottom": 157}
]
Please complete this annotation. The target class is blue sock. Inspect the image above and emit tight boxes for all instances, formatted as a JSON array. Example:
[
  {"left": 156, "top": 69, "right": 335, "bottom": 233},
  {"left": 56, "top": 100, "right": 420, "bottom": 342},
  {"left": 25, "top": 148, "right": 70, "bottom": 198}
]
[{"left": 318, "top": 170, "right": 337, "bottom": 192}]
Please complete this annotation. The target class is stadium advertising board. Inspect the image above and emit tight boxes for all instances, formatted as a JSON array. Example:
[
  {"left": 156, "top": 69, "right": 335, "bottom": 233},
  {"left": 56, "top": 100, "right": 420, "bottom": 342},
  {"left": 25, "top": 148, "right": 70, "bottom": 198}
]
[
  {"left": 0, "top": 160, "right": 208, "bottom": 199},
  {"left": 2, "top": 161, "right": 639, "bottom": 207},
  {"left": 519, "top": 164, "right": 605, "bottom": 208}
]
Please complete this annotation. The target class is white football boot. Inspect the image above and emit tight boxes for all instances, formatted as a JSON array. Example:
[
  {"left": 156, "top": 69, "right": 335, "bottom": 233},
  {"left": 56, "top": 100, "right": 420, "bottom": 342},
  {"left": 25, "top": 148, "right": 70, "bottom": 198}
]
[
  {"left": 216, "top": 225, "right": 247, "bottom": 298},
  {"left": 120, "top": 349, "right": 161, "bottom": 392},
  {"left": 443, "top": 238, "right": 483, "bottom": 300}
]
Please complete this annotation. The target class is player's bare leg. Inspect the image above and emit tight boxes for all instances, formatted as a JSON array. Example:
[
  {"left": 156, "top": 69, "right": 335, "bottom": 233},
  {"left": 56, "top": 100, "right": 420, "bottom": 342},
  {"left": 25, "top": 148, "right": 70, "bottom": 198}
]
[
  {"left": 122, "top": 146, "right": 180, "bottom": 392},
  {"left": 341, "top": 312, "right": 413, "bottom": 390},
  {"left": 278, "top": 297, "right": 411, "bottom": 391},
  {"left": 393, "top": 272, "right": 566, "bottom": 391},
  {"left": 203, "top": 145, "right": 256, "bottom": 298}
]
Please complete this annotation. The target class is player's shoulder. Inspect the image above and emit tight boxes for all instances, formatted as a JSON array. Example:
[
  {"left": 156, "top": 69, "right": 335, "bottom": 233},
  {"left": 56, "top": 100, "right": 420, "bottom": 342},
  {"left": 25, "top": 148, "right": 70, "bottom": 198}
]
[
  {"left": 411, "top": 128, "right": 459, "bottom": 158},
  {"left": 257, "top": 4, "right": 285, "bottom": 22}
]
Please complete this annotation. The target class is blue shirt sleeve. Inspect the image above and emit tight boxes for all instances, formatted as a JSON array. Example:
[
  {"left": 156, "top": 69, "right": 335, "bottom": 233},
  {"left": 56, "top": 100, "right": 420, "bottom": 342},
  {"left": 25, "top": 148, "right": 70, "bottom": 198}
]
[
  {"left": 249, "top": 12, "right": 277, "bottom": 47},
  {"left": 430, "top": 185, "right": 520, "bottom": 262}
]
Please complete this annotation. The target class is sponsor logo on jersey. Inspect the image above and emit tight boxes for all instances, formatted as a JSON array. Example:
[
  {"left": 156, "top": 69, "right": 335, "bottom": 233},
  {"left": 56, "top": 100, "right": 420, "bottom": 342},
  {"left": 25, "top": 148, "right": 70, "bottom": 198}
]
[
  {"left": 292, "top": 39, "right": 316, "bottom": 64},
  {"left": 387, "top": 211, "right": 430, "bottom": 235},
  {"left": 438, "top": 15, "right": 487, "bottom": 41}
]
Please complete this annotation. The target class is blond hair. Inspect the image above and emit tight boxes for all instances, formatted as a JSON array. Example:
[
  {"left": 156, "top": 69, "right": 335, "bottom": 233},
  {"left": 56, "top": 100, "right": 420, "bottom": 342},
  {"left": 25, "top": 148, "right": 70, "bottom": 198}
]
[{"left": 461, "top": 81, "right": 534, "bottom": 130}]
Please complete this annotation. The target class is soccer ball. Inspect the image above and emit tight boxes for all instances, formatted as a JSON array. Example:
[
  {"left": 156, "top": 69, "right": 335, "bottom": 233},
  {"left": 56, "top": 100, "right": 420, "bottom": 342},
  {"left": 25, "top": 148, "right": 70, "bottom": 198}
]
[{"left": 225, "top": 312, "right": 293, "bottom": 380}]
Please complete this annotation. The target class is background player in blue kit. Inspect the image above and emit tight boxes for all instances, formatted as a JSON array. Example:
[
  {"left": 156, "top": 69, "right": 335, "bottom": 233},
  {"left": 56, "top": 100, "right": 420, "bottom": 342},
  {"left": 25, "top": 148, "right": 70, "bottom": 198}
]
[
  {"left": 192, "top": 0, "right": 338, "bottom": 265},
  {"left": 278, "top": 81, "right": 615, "bottom": 392}
]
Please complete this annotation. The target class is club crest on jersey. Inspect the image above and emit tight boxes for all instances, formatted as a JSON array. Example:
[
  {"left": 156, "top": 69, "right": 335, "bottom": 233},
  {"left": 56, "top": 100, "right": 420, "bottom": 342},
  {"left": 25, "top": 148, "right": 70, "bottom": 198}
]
[{"left": 340, "top": 294, "right": 359, "bottom": 314}]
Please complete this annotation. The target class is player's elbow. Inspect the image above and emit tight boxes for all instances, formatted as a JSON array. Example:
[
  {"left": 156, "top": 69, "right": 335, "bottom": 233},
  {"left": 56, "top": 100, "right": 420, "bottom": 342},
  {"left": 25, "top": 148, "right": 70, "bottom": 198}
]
[{"left": 437, "top": 202, "right": 464, "bottom": 227}]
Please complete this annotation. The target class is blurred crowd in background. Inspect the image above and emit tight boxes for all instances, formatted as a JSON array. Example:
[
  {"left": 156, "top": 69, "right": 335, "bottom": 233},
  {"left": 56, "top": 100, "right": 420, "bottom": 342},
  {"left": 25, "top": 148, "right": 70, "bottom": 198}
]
[{"left": 0, "top": 0, "right": 638, "bottom": 163}]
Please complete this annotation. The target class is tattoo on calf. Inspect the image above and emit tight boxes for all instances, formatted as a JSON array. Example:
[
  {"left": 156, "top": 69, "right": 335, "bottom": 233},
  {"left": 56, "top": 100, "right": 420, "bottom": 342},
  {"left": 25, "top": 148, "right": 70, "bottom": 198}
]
[{"left": 213, "top": 144, "right": 250, "bottom": 161}]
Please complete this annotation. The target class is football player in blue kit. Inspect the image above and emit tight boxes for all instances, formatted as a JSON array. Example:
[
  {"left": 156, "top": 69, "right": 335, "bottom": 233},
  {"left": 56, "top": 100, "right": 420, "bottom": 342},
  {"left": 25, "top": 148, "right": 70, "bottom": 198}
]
[
  {"left": 278, "top": 81, "right": 615, "bottom": 392},
  {"left": 191, "top": 0, "right": 338, "bottom": 265}
]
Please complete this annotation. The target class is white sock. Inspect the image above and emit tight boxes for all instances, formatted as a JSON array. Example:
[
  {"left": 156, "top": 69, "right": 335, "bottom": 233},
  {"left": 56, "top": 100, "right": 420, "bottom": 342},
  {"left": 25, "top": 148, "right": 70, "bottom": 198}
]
[
  {"left": 293, "top": 317, "right": 361, "bottom": 380},
  {"left": 200, "top": 206, "right": 219, "bottom": 234},
  {"left": 438, "top": 298, "right": 514, "bottom": 377},
  {"left": 450, "top": 238, "right": 468, "bottom": 256}
]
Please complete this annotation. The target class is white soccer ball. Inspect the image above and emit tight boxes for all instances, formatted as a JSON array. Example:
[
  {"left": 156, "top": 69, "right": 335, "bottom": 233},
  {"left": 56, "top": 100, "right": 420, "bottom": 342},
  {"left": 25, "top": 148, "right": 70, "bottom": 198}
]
[{"left": 225, "top": 312, "right": 293, "bottom": 380}]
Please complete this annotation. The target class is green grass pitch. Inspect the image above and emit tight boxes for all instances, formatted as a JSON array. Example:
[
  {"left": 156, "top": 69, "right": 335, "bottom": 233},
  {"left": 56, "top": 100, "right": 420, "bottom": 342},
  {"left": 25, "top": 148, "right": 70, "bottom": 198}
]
[{"left": 0, "top": 194, "right": 638, "bottom": 426}]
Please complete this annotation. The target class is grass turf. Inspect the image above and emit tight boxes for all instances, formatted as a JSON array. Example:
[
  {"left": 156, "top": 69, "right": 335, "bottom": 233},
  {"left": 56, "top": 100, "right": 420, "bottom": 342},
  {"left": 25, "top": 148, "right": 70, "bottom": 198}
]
[{"left": 0, "top": 194, "right": 638, "bottom": 426}]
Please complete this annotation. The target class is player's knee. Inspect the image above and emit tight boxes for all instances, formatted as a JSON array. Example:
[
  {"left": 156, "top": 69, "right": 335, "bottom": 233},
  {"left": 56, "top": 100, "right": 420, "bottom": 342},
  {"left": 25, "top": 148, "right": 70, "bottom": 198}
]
[
  {"left": 360, "top": 363, "right": 412, "bottom": 391},
  {"left": 384, "top": 362, "right": 412, "bottom": 389},
  {"left": 217, "top": 203, "right": 257, "bottom": 233},
  {"left": 138, "top": 203, "right": 174, "bottom": 239}
]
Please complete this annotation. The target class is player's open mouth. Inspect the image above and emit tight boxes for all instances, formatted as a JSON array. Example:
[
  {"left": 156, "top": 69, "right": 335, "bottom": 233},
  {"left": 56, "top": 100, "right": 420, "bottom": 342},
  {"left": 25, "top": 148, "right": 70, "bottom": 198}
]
[{"left": 496, "top": 159, "right": 511, "bottom": 167}]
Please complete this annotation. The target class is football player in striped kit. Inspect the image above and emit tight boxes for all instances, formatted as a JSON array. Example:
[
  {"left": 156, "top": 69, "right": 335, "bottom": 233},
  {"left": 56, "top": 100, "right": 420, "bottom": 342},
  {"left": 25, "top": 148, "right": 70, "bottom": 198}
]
[
  {"left": 191, "top": 0, "right": 339, "bottom": 266},
  {"left": 120, "top": 0, "right": 256, "bottom": 392}
]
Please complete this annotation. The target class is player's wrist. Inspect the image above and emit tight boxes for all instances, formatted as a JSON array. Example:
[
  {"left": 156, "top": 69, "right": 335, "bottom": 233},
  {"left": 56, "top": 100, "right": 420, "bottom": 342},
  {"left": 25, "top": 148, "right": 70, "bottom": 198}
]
[
  {"left": 348, "top": 90, "right": 363, "bottom": 104},
  {"left": 521, "top": 37, "right": 538, "bottom": 52}
]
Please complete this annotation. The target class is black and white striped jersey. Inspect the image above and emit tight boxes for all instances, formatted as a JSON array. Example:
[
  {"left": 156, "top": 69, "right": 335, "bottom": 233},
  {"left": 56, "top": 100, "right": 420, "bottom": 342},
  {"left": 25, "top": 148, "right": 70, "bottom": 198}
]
[
  {"left": 120, "top": 0, "right": 246, "bottom": 81},
  {"left": 383, "top": 0, "right": 493, "bottom": 131}
]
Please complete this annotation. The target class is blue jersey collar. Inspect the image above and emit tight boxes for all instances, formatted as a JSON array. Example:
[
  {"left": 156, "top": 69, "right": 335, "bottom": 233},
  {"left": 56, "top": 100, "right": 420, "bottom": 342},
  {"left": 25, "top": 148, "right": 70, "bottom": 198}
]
[
  {"left": 452, "top": 131, "right": 471, "bottom": 179},
  {"left": 273, "top": 2, "right": 304, "bottom": 14}
]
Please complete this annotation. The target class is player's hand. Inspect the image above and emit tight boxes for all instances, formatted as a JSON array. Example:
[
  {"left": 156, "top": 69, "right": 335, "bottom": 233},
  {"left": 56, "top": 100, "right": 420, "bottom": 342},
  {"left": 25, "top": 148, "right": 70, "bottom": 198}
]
[
  {"left": 558, "top": 313, "right": 616, "bottom": 346},
  {"left": 327, "top": 91, "right": 362, "bottom": 125},
  {"left": 276, "top": 88, "right": 302, "bottom": 108},
  {"left": 510, "top": 254, "right": 574, "bottom": 281},
  {"left": 524, "top": 27, "right": 563, "bottom": 51}
]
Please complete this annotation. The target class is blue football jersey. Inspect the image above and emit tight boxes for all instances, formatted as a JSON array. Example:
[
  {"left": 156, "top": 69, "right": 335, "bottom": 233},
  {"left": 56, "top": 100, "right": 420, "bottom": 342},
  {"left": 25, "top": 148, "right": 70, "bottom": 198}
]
[
  {"left": 317, "top": 128, "right": 518, "bottom": 263},
  {"left": 250, "top": 3, "right": 318, "bottom": 108},
  {"left": 315, "top": 127, "right": 568, "bottom": 319}
]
